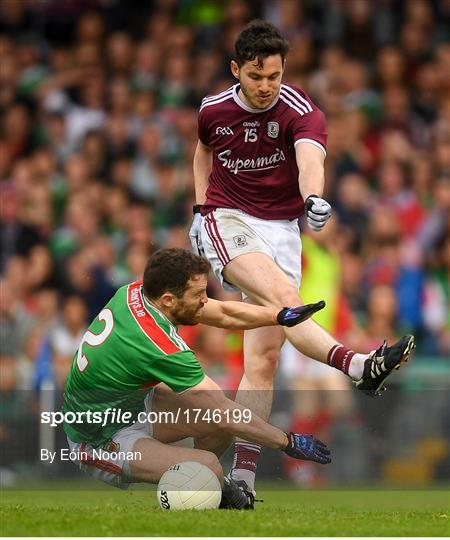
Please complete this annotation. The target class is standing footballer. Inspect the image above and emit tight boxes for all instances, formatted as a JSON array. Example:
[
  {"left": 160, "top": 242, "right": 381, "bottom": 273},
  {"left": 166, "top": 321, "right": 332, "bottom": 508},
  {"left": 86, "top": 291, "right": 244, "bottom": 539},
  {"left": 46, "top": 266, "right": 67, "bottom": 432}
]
[{"left": 189, "top": 20, "right": 415, "bottom": 495}]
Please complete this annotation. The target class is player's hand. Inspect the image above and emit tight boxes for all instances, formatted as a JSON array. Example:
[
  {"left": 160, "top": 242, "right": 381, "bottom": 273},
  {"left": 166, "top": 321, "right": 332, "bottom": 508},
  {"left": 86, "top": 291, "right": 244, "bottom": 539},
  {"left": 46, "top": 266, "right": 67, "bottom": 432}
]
[
  {"left": 284, "top": 433, "right": 331, "bottom": 464},
  {"left": 189, "top": 212, "right": 204, "bottom": 257},
  {"left": 305, "top": 195, "right": 332, "bottom": 232},
  {"left": 277, "top": 301, "right": 325, "bottom": 327}
]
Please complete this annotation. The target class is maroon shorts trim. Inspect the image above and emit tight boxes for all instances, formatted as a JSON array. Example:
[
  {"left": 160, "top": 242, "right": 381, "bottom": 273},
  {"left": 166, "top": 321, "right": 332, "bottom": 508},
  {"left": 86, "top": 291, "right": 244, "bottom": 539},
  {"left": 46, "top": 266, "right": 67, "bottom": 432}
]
[{"left": 204, "top": 212, "right": 230, "bottom": 266}]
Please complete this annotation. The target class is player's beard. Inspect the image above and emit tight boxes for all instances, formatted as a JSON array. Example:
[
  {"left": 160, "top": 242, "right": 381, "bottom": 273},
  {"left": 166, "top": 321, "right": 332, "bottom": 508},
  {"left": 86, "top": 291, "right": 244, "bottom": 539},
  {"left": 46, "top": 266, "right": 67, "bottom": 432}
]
[
  {"left": 240, "top": 83, "right": 262, "bottom": 109},
  {"left": 240, "top": 81, "right": 276, "bottom": 110},
  {"left": 171, "top": 300, "right": 203, "bottom": 326}
]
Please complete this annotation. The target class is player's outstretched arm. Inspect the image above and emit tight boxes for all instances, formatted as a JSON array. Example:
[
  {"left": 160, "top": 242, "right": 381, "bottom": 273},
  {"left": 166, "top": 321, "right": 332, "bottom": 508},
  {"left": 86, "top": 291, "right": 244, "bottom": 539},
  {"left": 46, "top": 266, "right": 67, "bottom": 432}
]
[
  {"left": 198, "top": 298, "right": 325, "bottom": 330},
  {"left": 185, "top": 375, "right": 331, "bottom": 464}
]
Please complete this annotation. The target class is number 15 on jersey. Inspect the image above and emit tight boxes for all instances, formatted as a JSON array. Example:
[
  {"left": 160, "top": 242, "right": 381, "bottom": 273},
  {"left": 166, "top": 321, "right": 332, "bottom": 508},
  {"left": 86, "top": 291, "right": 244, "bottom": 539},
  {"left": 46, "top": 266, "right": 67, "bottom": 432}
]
[{"left": 244, "top": 128, "right": 258, "bottom": 142}]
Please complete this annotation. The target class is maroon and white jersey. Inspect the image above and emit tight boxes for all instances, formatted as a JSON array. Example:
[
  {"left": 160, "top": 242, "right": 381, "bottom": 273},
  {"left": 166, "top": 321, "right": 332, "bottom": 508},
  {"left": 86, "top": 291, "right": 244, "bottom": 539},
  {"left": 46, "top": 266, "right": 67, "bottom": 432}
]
[{"left": 198, "top": 83, "right": 327, "bottom": 220}]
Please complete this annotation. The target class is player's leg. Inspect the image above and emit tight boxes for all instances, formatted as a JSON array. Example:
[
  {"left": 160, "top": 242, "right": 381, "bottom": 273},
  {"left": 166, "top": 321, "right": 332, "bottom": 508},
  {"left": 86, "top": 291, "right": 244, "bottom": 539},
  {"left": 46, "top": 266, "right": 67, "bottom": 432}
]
[
  {"left": 128, "top": 437, "right": 223, "bottom": 484},
  {"left": 229, "top": 322, "right": 285, "bottom": 489},
  {"left": 202, "top": 209, "right": 337, "bottom": 364},
  {"left": 203, "top": 209, "right": 413, "bottom": 392},
  {"left": 224, "top": 251, "right": 414, "bottom": 393},
  {"left": 66, "top": 427, "right": 222, "bottom": 488},
  {"left": 67, "top": 389, "right": 253, "bottom": 507},
  {"left": 131, "top": 437, "right": 253, "bottom": 509},
  {"left": 151, "top": 377, "right": 278, "bottom": 494},
  {"left": 193, "top": 432, "right": 233, "bottom": 457},
  {"left": 67, "top": 384, "right": 226, "bottom": 487},
  {"left": 240, "top": 322, "right": 286, "bottom": 412},
  {"left": 150, "top": 384, "right": 256, "bottom": 508},
  {"left": 202, "top": 211, "right": 364, "bottom": 490},
  {"left": 223, "top": 252, "right": 342, "bottom": 365},
  {"left": 225, "top": 251, "right": 414, "bottom": 487}
]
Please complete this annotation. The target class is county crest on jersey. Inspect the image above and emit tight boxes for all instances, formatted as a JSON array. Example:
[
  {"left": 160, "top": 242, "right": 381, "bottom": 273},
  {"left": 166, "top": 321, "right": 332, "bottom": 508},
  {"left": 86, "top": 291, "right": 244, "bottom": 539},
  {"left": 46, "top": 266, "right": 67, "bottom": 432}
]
[{"left": 198, "top": 83, "right": 327, "bottom": 221}]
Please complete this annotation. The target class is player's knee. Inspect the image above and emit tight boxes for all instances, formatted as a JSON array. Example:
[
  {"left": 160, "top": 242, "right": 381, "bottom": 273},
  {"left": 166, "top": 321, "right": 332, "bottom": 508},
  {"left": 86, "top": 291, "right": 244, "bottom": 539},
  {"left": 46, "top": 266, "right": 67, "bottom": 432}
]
[
  {"left": 276, "top": 284, "right": 301, "bottom": 307},
  {"left": 198, "top": 450, "right": 223, "bottom": 482},
  {"left": 257, "top": 357, "right": 279, "bottom": 383},
  {"left": 247, "top": 347, "right": 280, "bottom": 384}
]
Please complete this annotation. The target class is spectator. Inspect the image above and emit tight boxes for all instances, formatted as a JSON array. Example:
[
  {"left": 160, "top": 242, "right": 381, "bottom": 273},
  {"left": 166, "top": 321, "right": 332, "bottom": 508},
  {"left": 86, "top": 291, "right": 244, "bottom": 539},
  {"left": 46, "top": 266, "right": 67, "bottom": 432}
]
[
  {"left": 0, "top": 278, "right": 35, "bottom": 358},
  {"left": 0, "top": 183, "right": 42, "bottom": 272},
  {"left": 49, "top": 295, "right": 88, "bottom": 389}
]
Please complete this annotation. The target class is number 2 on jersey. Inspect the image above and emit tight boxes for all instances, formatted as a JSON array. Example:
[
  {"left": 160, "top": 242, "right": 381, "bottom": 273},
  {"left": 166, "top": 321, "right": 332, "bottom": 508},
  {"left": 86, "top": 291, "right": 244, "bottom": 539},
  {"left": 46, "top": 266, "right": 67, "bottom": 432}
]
[{"left": 76, "top": 308, "right": 114, "bottom": 372}]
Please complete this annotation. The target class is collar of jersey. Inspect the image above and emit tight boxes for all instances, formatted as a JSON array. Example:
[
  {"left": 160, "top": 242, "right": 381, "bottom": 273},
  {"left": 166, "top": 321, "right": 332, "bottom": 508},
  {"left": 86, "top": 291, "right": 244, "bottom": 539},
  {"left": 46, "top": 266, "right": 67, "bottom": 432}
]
[
  {"left": 232, "top": 84, "right": 280, "bottom": 113},
  {"left": 141, "top": 287, "right": 177, "bottom": 330}
]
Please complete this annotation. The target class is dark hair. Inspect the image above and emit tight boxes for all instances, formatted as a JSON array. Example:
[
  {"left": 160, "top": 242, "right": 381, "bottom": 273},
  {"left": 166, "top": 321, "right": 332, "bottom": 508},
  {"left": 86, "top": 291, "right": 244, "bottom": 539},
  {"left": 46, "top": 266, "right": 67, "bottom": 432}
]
[
  {"left": 143, "top": 248, "right": 211, "bottom": 299},
  {"left": 235, "top": 19, "right": 289, "bottom": 68}
]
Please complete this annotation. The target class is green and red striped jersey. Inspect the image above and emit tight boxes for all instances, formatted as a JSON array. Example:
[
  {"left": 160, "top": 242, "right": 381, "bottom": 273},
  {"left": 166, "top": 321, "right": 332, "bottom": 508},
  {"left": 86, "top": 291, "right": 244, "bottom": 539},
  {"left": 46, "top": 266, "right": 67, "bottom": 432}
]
[{"left": 62, "top": 280, "right": 205, "bottom": 445}]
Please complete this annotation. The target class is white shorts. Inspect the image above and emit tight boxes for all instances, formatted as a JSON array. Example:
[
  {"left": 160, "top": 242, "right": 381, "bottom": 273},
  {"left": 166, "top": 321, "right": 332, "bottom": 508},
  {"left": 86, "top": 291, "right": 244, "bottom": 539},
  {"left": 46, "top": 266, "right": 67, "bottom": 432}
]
[
  {"left": 201, "top": 208, "right": 302, "bottom": 295},
  {"left": 66, "top": 392, "right": 154, "bottom": 489}
]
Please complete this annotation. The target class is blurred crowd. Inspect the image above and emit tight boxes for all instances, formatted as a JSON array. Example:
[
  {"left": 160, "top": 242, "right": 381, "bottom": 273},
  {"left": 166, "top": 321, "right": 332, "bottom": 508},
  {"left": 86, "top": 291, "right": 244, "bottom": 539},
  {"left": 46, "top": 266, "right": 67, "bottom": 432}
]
[{"left": 1, "top": 0, "right": 449, "bottom": 399}]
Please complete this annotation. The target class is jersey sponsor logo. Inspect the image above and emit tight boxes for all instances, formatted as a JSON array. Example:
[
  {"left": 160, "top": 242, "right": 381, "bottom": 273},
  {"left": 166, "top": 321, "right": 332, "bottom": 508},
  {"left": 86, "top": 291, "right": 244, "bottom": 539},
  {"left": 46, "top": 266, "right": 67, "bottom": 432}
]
[
  {"left": 243, "top": 121, "right": 260, "bottom": 127},
  {"left": 129, "top": 286, "right": 146, "bottom": 318},
  {"left": 215, "top": 126, "right": 234, "bottom": 136},
  {"left": 217, "top": 148, "right": 286, "bottom": 174},
  {"left": 267, "top": 121, "right": 279, "bottom": 138},
  {"left": 233, "top": 234, "right": 248, "bottom": 247}
]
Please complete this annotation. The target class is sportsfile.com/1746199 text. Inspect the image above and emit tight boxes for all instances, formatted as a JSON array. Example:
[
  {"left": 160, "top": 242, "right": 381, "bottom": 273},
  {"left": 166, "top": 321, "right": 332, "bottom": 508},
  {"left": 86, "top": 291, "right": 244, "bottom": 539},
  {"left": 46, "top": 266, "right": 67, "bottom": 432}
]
[{"left": 40, "top": 408, "right": 252, "bottom": 428}]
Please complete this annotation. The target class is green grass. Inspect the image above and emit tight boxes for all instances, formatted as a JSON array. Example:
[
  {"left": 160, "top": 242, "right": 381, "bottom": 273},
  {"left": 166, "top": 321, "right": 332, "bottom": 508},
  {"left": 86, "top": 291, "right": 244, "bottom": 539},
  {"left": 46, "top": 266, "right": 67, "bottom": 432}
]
[{"left": 1, "top": 486, "right": 449, "bottom": 536}]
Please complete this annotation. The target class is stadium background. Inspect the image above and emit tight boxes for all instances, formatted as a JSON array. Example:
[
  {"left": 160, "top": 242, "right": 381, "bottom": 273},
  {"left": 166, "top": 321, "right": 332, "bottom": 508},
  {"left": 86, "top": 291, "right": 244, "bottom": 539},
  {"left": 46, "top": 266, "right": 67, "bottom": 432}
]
[{"left": 0, "top": 0, "right": 449, "bottom": 489}]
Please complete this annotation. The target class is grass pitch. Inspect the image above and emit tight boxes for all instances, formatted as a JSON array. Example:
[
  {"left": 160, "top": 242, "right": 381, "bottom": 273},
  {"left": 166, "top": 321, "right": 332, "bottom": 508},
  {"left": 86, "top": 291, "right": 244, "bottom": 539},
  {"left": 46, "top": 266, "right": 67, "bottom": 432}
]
[{"left": 1, "top": 485, "right": 448, "bottom": 536}]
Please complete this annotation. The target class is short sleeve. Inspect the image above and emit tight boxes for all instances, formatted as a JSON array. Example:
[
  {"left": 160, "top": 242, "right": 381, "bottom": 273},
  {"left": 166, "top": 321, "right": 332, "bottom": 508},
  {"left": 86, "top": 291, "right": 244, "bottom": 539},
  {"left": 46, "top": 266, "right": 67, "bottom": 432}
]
[
  {"left": 198, "top": 107, "right": 210, "bottom": 146},
  {"left": 292, "top": 110, "right": 327, "bottom": 156},
  {"left": 148, "top": 350, "right": 205, "bottom": 393}
]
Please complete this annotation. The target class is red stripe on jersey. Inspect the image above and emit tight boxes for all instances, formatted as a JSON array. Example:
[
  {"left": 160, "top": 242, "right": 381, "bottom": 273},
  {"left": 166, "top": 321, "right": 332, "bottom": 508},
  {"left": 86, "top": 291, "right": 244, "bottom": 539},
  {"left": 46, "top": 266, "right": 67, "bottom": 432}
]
[
  {"left": 127, "top": 281, "right": 181, "bottom": 355},
  {"left": 79, "top": 443, "right": 122, "bottom": 476}
]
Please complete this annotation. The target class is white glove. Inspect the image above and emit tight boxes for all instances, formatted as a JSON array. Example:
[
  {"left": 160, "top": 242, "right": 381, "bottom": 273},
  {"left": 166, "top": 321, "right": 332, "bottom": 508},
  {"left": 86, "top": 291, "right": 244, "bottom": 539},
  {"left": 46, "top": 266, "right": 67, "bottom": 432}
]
[
  {"left": 305, "top": 195, "right": 332, "bottom": 232},
  {"left": 189, "top": 211, "right": 204, "bottom": 256}
]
